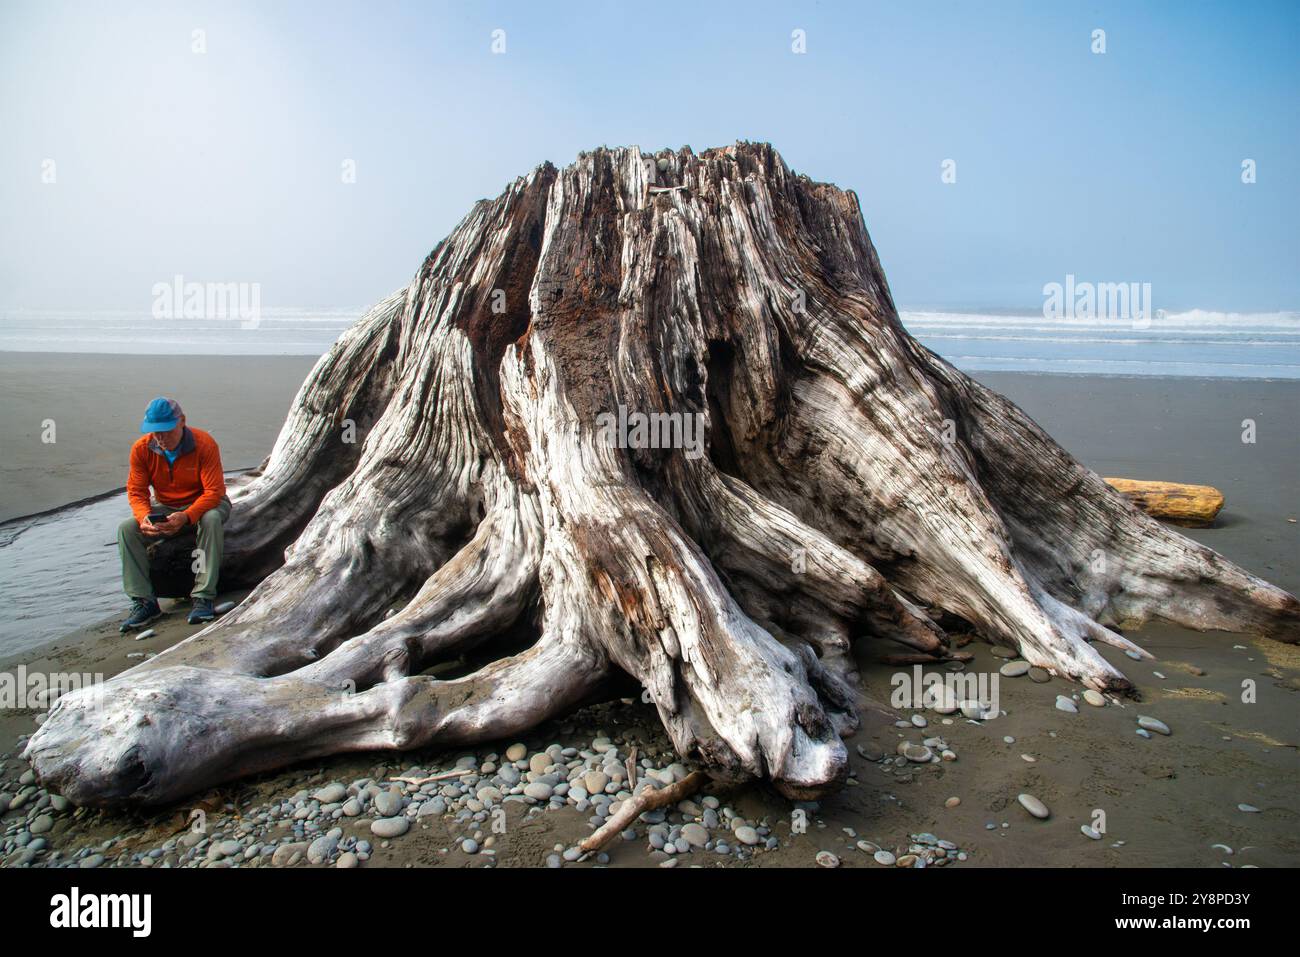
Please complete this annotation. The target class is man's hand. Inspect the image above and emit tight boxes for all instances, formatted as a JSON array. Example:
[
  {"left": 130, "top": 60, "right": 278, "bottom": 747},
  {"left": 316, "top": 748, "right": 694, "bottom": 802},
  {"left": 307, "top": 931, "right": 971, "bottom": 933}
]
[
  {"left": 140, "top": 516, "right": 164, "bottom": 538},
  {"left": 151, "top": 512, "right": 190, "bottom": 536}
]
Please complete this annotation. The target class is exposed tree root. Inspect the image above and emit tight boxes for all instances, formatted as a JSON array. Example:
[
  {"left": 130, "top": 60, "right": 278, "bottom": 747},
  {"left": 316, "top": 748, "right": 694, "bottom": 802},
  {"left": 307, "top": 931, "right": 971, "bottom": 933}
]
[{"left": 25, "top": 142, "right": 1299, "bottom": 807}]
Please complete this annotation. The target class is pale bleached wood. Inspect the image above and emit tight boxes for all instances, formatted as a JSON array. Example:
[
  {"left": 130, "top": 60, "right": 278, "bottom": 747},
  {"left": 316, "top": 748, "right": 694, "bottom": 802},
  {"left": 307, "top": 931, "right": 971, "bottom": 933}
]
[{"left": 25, "top": 143, "right": 1300, "bottom": 808}]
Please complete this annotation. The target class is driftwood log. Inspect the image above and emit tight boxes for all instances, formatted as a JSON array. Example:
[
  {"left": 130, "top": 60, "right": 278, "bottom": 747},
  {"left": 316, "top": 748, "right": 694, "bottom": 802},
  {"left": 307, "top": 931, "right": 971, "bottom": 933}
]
[
  {"left": 1102, "top": 478, "right": 1225, "bottom": 527},
  {"left": 26, "top": 143, "right": 1300, "bottom": 807}
]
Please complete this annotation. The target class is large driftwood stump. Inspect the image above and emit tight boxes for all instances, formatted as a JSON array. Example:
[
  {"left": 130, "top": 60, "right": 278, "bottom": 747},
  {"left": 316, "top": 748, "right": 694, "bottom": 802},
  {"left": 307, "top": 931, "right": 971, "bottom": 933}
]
[{"left": 26, "top": 143, "right": 1300, "bottom": 806}]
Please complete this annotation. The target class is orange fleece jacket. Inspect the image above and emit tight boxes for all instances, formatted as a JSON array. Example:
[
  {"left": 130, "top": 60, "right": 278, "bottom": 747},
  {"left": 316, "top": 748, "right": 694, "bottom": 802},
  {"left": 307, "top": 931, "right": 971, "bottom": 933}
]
[{"left": 126, "top": 426, "right": 227, "bottom": 525}]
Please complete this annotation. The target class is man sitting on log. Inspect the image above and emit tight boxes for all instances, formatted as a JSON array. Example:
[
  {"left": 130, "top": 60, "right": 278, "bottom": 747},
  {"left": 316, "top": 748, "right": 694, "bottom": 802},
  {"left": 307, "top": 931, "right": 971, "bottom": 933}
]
[{"left": 117, "top": 396, "right": 231, "bottom": 631}]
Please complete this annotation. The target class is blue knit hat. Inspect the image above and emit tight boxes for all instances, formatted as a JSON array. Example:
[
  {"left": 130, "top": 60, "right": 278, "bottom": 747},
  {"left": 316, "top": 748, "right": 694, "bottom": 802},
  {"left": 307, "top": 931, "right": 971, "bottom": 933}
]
[{"left": 140, "top": 396, "right": 182, "bottom": 433}]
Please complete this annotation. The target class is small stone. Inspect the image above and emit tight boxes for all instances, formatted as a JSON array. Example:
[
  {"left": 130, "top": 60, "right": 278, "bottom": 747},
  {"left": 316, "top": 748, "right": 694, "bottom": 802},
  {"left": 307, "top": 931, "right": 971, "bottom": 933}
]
[
  {"left": 272, "top": 842, "right": 307, "bottom": 867},
  {"left": 1083, "top": 690, "right": 1106, "bottom": 707},
  {"left": 1237, "top": 804, "right": 1260, "bottom": 813},
  {"left": 903, "top": 744, "right": 932, "bottom": 763},
  {"left": 313, "top": 783, "right": 347, "bottom": 804},
  {"left": 1028, "top": 667, "right": 1051, "bottom": 683},
  {"left": 462, "top": 839, "right": 479, "bottom": 854},
  {"left": 734, "top": 825, "right": 760, "bottom": 846},
  {"left": 873, "top": 850, "right": 896, "bottom": 866},
  {"left": 505, "top": 743, "right": 527, "bottom": 762},
  {"left": 681, "top": 823, "right": 709, "bottom": 847},
  {"left": 999, "top": 660, "right": 1031, "bottom": 677},
  {"left": 1055, "top": 695, "right": 1078, "bottom": 714},
  {"left": 29, "top": 814, "right": 53, "bottom": 835},
  {"left": 945, "top": 796, "right": 961, "bottom": 808},
  {"left": 307, "top": 834, "right": 339, "bottom": 864},
  {"left": 1080, "top": 824, "right": 1102, "bottom": 840},
  {"left": 816, "top": 851, "right": 839, "bottom": 868},
  {"left": 134, "top": 629, "right": 156, "bottom": 640},
  {"left": 583, "top": 771, "right": 609, "bottom": 794},
  {"left": 523, "top": 782, "right": 554, "bottom": 801},
  {"left": 990, "top": 645, "right": 1018, "bottom": 659},
  {"left": 1017, "top": 793, "right": 1050, "bottom": 819},
  {"left": 1137, "top": 715, "right": 1171, "bottom": 735},
  {"left": 1124, "top": 649, "right": 1143, "bottom": 660},
  {"left": 373, "top": 789, "right": 403, "bottom": 816},
  {"left": 214, "top": 601, "right": 236, "bottom": 615},
  {"left": 370, "top": 817, "right": 410, "bottom": 838},
  {"left": 336, "top": 852, "right": 359, "bottom": 868}
]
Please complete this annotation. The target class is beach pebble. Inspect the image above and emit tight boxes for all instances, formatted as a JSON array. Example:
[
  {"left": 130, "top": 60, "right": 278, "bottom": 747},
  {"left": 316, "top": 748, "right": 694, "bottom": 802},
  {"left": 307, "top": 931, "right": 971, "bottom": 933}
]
[
  {"left": 816, "top": 851, "right": 840, "bottom": 868},
  {"left": 134, "top": 629, "right": 156, "bottom": 641},
  {"left": 1080, "top": 824, "right": 1102, "bottom": 840},
  {"left": 910, "top": 714, "right": 927, "bottom": 728},
  {"left": 29, "top": 814, "right": 54, "bottom": 835},
  {"left": 1017, "top": 793, "right": 1051, "bottom": 819},
  {"left": 505, "top": 743, "right": 527, "bottom": 762},
  {"left": 1136, "top": 729, "right": 1151, "bottom": 739},
  {"left": 462, "top": 839, "right": 479, "bottom": 854},
  {"left": 336, "top": 852, "right": 358, "bottom": 868},
  {"left": 307, "top": 834, "right": 339, "bottom": 863},
  {"left": 734, "top": 826, "right": 760, "bottom": 846},
  {"left": 523, "top": 782, "right": 554, "bottom": 801},
  {"left": 1124, "top": 649, "right": 1143, "bottom": 660},
  {"left": 1055, "top": 695, "right": 1078, "bottom": 714},
  {"left": 313, "top": 783, "right": 347, "bottom": 804},
  {"left": 999, "top": 660, "right": 1031, "bottom": 677},
  {"left": 1083, "top": 690, "right": 1106, "bottom": 707},
  {"left": 1137, "top": 715, "right": 1171, "bottom": 735},
  {"left": 903, "top": 744, "right": 932, "bottom": 763},
  {"left": 990, "top": 645, "right": 1018, "bottom": 659},
  {"left": 681, "top": 823, "right": 709, "bottom": 847},
  {"left": 370, "top": 817, "right": 410, "bottom": 838},
  {"left": 1237, "top": 804, "right": 1260, "bottom": 813},
  {"left": 373, "top": 789, "right": 403, "bottom": 816},
  {"left": 945, "top": 796, "right": 961, "bottom": 808},
  {"left": 959, "top": 700, "right": 985, "bottom": 719},
  {"left": 1028, "top": 667, "right": 1051, "bottom": 683},
  {"left": 214, "top": 601, "right": 236, "bottom": 615},
  {"left": 272, "top": 842, "right": 307, "bottom": 867},
  {"left": 873, "top": 850, "right": 896, "bottom": 866}
]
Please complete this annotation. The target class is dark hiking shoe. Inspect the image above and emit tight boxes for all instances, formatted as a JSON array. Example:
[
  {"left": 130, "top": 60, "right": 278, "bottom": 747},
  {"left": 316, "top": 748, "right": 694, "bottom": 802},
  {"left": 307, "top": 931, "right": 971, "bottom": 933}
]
[
  {"left": 188, "top": 598, "right": 216, "bottom": 625},
  {"left": 120, "top": 597, "right": 162, "bottom": 633}
]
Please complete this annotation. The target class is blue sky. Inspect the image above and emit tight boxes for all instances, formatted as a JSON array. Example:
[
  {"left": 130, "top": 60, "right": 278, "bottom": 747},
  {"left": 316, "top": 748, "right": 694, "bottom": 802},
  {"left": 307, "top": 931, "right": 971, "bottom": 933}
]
[{"left": 1, "top": 0, "right": 1296, "bottom": 312}]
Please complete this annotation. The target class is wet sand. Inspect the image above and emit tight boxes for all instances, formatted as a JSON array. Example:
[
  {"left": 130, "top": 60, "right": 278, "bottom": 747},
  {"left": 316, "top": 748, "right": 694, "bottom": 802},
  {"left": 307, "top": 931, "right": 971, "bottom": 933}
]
[
  {"left": 0, "top": 353, "right": 317, "bottom": 522},
  {"left": 0, "top": 360, "right": 1297, "bottom": 867}
]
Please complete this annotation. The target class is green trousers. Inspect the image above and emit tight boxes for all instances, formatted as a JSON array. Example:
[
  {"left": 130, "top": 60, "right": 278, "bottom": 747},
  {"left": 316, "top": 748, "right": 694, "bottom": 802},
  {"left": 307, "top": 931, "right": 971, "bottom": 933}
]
[{"left": 117, "top": 497, "right": 231, "bottom": 601}]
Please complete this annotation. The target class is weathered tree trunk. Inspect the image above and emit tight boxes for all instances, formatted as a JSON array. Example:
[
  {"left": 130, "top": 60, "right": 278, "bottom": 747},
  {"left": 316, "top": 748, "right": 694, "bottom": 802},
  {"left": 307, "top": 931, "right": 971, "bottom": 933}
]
[{"left": 25, "top": 143, "right": 1300, "bottom": 807}]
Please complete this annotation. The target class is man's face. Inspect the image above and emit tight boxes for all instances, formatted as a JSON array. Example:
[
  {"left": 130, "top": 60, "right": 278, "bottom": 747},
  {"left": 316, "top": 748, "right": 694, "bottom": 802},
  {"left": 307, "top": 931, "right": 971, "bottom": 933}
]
[{"left": 154, "top": 416, "right": 186, "bottom": 451}]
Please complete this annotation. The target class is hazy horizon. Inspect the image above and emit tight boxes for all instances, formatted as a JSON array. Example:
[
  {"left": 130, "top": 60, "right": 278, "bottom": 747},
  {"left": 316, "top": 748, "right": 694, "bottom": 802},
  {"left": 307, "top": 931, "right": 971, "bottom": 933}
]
[{"left": 2, "top": 0, "right": 1298, "bottom": 315}]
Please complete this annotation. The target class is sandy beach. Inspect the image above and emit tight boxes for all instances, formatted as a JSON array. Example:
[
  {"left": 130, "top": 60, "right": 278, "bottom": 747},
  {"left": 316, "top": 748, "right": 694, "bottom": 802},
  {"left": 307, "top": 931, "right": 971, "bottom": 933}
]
[
  {"left": 1, "top": 356, "right": 1297, "bottom": 868},
  {"left": 0, "top": 353, "right": 318, "bottom": 523}
]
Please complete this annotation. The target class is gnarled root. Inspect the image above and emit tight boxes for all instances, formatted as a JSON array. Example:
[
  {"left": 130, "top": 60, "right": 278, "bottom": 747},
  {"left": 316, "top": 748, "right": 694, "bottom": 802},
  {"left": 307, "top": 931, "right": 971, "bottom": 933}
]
[{"left": 26, "top": 142, "right": 1299, "bottom": 806}]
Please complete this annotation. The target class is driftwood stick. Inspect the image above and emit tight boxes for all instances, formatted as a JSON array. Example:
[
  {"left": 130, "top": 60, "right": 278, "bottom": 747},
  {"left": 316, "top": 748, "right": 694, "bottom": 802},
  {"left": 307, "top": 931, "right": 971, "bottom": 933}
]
[
  {"left": 579, "top": 770, "right": 711, "bottom": 854},
  {"left": 390, "top": 769, "right": 471, "bottom": 787}
]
